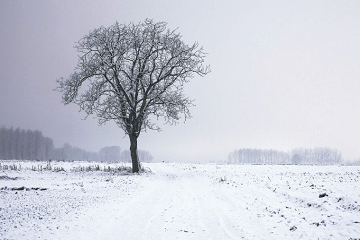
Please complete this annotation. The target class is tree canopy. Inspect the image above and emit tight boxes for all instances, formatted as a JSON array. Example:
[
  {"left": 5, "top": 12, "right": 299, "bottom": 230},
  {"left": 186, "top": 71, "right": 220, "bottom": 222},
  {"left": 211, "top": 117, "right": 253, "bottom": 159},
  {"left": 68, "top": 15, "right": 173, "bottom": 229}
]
[{"left": 56, "top": 19, "right": 210, "bottom": 172}]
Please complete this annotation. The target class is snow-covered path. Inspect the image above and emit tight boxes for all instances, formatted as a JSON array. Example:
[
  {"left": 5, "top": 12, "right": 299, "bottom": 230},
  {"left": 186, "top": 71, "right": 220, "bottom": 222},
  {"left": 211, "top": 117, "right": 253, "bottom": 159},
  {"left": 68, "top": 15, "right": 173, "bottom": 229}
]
[
  {"left": 1, "top": 162, "right": 360, "bottom": 239},
  {"left": 56, "top": 164, "right": 250, "bottom": 240},
  {"left": 41, "top": 163, "right": 360, "bottom": 240}
]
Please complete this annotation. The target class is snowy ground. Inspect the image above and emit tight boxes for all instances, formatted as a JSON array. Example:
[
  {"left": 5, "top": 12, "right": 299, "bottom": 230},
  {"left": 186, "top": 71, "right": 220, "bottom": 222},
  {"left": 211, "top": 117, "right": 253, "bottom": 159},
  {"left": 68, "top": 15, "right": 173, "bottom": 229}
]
[{"left": 0, "top": 161, "right": 359, "bottom": 240}]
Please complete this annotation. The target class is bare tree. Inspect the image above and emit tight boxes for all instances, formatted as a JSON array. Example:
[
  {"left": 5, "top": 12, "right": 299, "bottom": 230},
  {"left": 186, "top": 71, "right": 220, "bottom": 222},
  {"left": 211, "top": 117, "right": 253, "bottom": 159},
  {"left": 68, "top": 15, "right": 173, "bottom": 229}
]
[{"left": 56, "top": 19, "right": 210, "bottom": 172}]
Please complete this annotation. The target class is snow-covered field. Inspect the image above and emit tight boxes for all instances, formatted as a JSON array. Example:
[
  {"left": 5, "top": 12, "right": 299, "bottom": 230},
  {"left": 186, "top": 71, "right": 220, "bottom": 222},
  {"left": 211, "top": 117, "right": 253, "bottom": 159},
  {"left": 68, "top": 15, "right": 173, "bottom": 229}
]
[{"left": 0, "top": 160, "right": 359, "bottom": 240}]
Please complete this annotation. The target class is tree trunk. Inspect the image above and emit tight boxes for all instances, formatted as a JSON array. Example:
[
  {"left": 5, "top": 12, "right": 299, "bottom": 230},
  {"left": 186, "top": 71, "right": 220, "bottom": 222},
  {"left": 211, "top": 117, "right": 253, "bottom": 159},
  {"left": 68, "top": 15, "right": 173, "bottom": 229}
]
[{"left": 129, "top": 135, "right": 140, "bottom": 173}]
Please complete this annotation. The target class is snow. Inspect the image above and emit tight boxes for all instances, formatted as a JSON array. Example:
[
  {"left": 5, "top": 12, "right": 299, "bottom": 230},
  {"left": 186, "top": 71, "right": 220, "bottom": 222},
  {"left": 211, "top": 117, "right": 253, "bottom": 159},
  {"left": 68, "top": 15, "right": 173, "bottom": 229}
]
[{"left": 1, "top": 161, "right": 360, "bottom": 239}]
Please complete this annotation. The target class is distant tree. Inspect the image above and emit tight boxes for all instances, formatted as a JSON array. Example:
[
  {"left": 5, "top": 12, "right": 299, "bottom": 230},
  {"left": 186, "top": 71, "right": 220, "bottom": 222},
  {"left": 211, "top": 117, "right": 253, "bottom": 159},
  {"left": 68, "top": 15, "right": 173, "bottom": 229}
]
[
  {"left": 290, "top": 147, "right": 343, "bottom": 165},
  {"left": 56, "top": 19, "right": 210, "bottom": 172},
  {"left": 14, "top": 127, "right": 21, "bottom": 159},
  {"left": 137, "top": 150, "right": 153, "bottom": 163},
  {"left": 118, "top": 149, "right": 152, "bottom": 163},
  {"left": 227, "top": 148, "right": 291, "bottom": 165},
  {"left": 60, "top": 143, "right": 71, "bottom": 161},
  {"left": 227, "top": 150, "right": 237, "bottom": 164},
  {"left": 228, "top": 147, "right": 344, "bottom": 165},
  {"left": 34, "top": 130, "right": 44, "bottom": 160},
  {"left": 99, "top": 146, "right": 121, "bottom": 162},
  {"left": 88, "top": 152, "right": 99, "bottom": 162},
  {"left": 27, "top": 130, "right": 36, "bottom": 160},
  {"left": 44, "top": 137, "right": 54, "bottom": 160},
  {"left": 49, "top": 142, "right": 98, "bottom": 162},
  {"left": 0, "top": 126, "right": 57, "bottom": 161},
  {"left": 347, "top": 159, "right": 360, "bottom": 166},
  {"left": 23, "top": 130, "right": 30, "bottom": 159},
  {"left": 31, "top": 130, "right": 42, "bottom": 160},
  {"left": 8, "top": 127, "right": 16, "bottom": 159},
  {"left": 119, "top": 150, "right": 132, "bottom": 163},
  {"left": 49, "top": 147, "right": 62, "bottom": 161},
  {"left": 0, "top": 126, "right": 5, "bottom": 159},
  {"left": 292, "top": 154, "right": 302, "bottom": 165},
  {"left": 19, "top": 129, "right": 25, "bottom": 159}
]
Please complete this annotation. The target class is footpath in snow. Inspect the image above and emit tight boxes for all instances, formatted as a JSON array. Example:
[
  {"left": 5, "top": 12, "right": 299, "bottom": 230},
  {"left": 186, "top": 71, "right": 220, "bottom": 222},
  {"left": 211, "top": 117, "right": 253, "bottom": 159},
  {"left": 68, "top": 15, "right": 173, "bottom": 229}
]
[{"left": 1, "top": 161, "right": 360, "bottom": 239}]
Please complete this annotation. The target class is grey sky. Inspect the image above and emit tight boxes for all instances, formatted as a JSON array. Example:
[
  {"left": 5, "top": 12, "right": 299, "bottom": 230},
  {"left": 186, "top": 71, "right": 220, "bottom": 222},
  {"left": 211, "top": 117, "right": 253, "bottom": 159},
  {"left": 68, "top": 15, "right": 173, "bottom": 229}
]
[{"left": 1, "top": 0, "right": 360, "bottom": 162}]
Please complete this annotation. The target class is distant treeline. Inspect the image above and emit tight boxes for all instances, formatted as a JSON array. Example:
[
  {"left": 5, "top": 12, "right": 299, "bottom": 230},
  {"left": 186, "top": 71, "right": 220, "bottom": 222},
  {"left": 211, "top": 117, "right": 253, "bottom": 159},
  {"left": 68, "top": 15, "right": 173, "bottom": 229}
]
[
  {"left": 0, "top": 126, "right": 54, "bottom": 161},
  {"left": 51, "top": 143, "right": 153, "bottom": 163},
  {"left": 228, "top": 148, "right": 343, "bottom": 165},
  {"left": 0, "top": 126, "right": 153, "bottom": 162},
  {"left": 347, "top": 159, "right": 360, "bottom": 166}
]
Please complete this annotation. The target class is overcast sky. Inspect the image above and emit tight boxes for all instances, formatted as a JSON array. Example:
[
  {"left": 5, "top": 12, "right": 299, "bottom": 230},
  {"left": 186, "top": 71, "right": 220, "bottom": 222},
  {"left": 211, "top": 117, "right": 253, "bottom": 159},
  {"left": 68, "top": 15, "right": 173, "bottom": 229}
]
[{"left": 1, "top": 0, "right": 360, "bottom": 162}]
